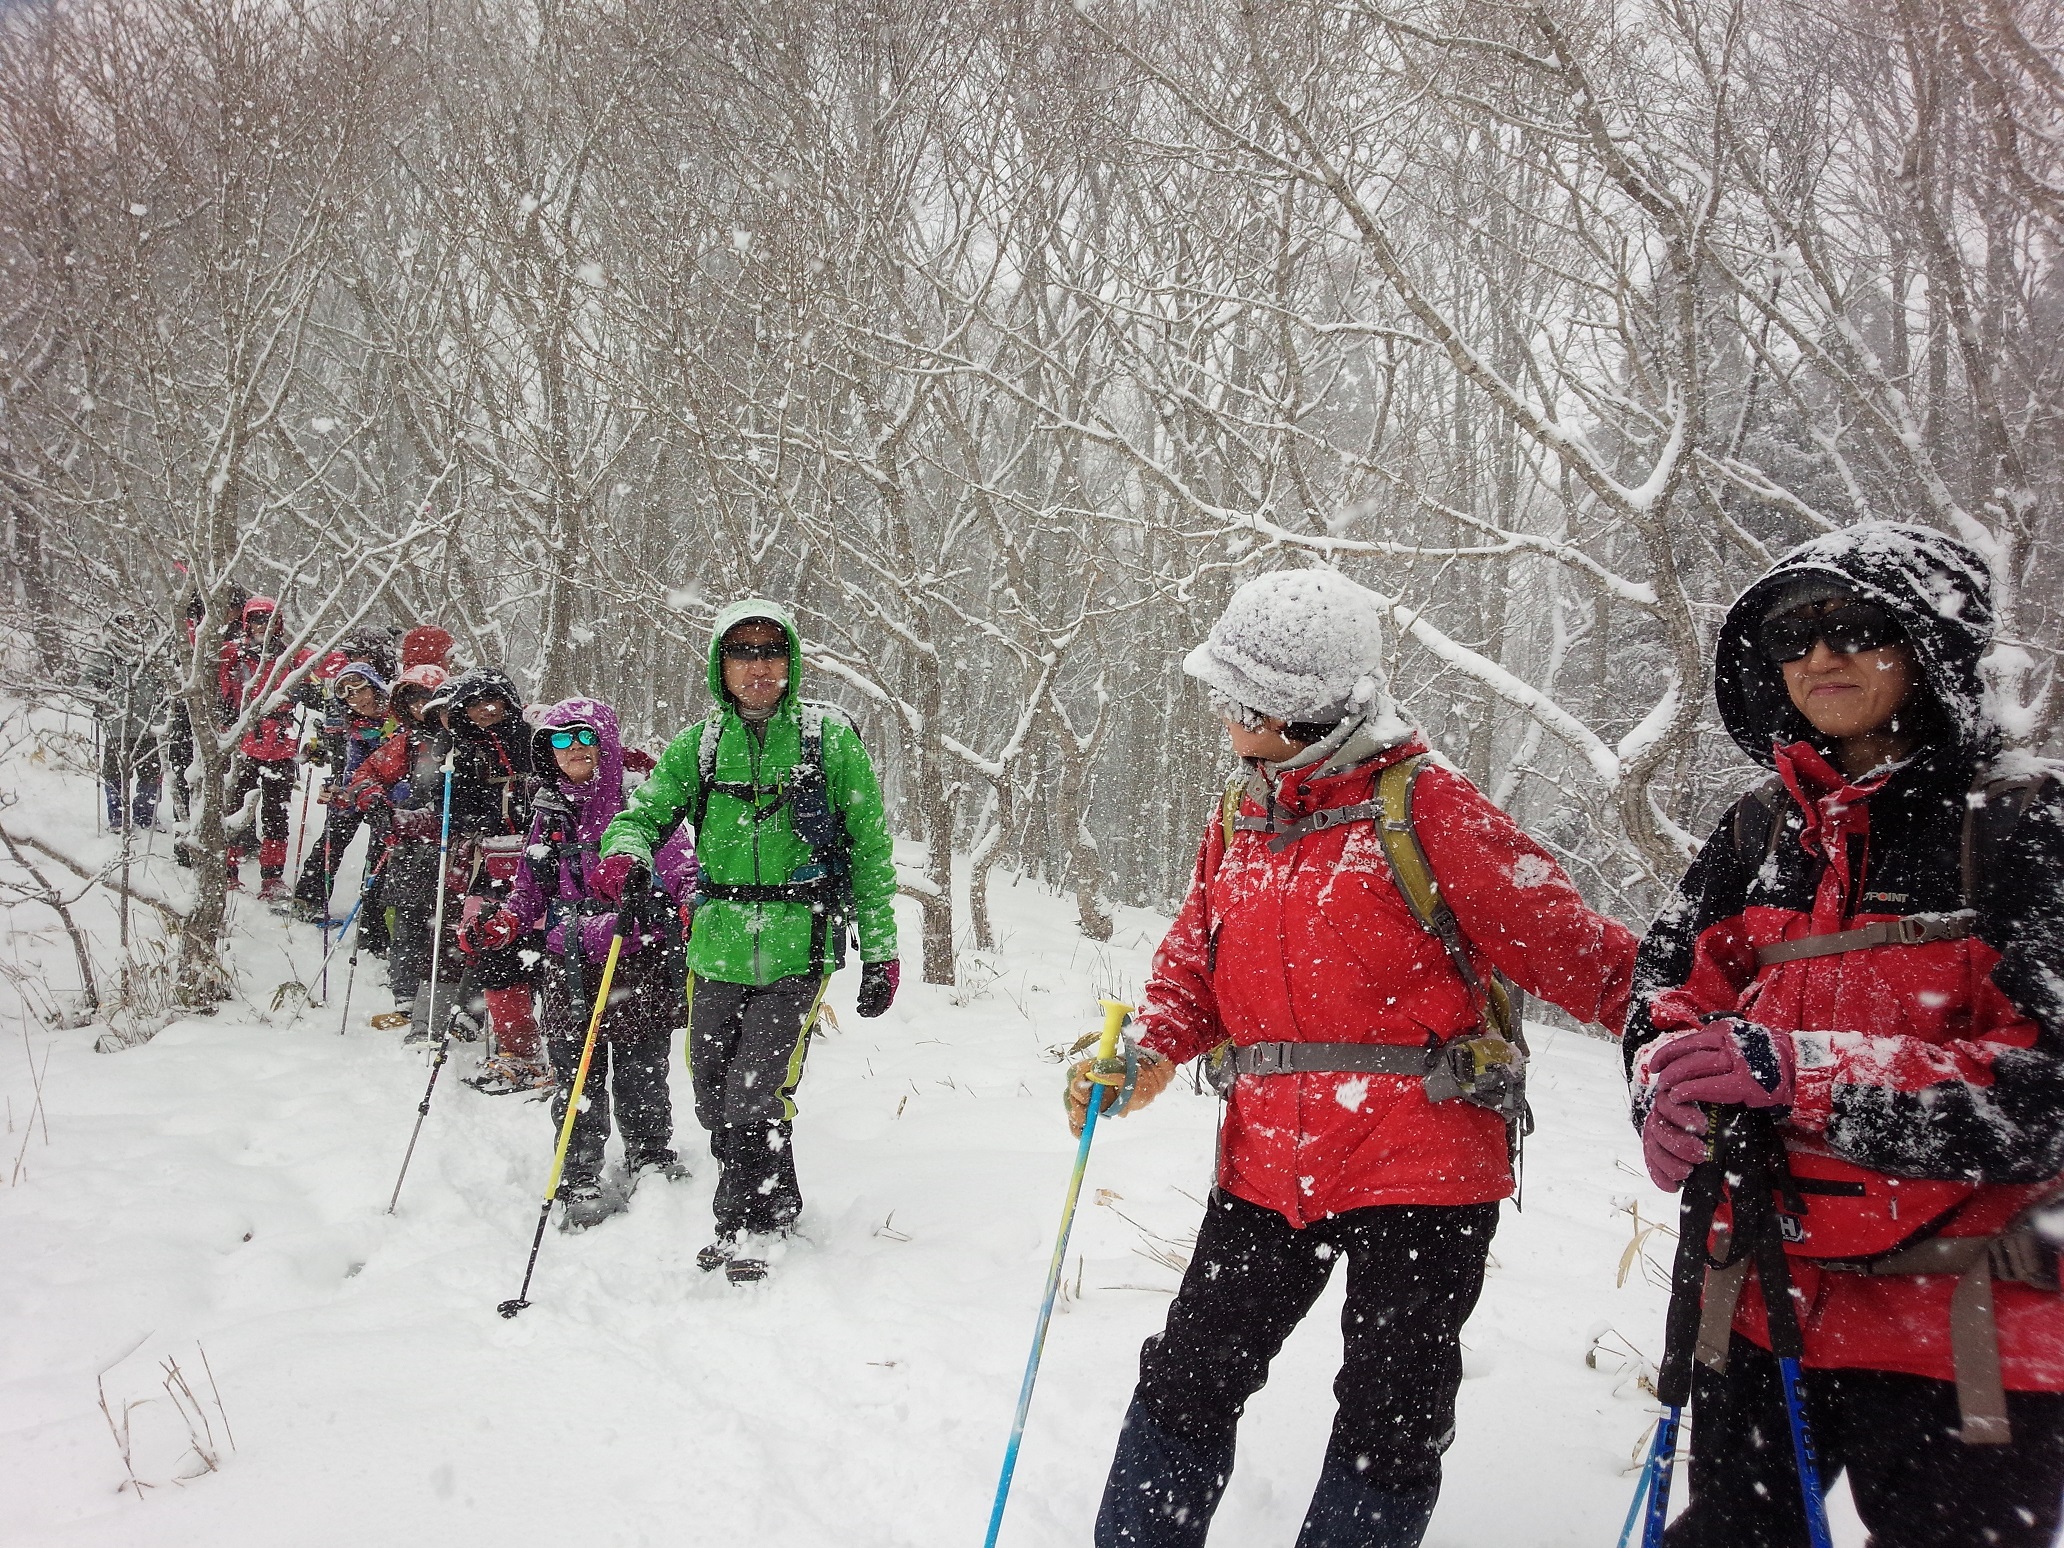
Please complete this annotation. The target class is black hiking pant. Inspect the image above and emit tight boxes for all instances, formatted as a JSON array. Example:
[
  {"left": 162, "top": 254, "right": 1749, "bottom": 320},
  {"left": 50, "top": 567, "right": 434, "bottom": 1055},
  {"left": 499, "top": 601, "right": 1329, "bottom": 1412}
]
[
  {"left": 1096, "top": 1190, "right": 1496, "bottom": 1546},
  {"left": 99, "top": 726, "right": 162, "bottom": 827},
  {"left": 292, "top": 806, "right": 387, "bottom": 949},
  {"left": 688, "top": 972, "right": 824, "bottom": 1236},
  {"left": 384, "top": 839, "right": 443, "bottom": 1005},
  {"left": 541, "top": 952, "right": 678, "bottom": 1189},
  {"left": 1667, "top": 1332, "right": 2064, "bottom": 1548},
  {"left": 225, "top": 756, "right": 296, "bottom": 875}
]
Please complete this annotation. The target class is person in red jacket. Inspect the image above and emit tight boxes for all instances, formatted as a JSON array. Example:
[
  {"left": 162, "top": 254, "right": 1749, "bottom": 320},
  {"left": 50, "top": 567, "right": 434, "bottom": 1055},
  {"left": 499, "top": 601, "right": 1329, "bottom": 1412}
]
[
  {"left": 1073, "top": 569, "right": 1636, "bottom": 1548},
  {"left": 218, "top": 596, "right": 318, "bottom": 899},
  {"left": 1628, "top": 523, "right": 2064, "bottom": 1546},
  {"left": 347, "top": 664, "right": 450, "bottom": 1034}
]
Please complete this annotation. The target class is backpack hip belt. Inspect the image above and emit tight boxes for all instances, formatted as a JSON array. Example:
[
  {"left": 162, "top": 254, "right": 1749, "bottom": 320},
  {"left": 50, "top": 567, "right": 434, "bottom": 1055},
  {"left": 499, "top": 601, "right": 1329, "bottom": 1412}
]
[{"left": 1694, "top": 1183, "right": 2064, "bottom": 1446}]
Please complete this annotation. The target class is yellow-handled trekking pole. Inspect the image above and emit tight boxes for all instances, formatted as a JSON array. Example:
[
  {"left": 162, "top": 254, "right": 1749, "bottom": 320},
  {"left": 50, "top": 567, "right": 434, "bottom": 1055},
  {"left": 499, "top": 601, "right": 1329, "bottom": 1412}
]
[
  {"left": 497, "top": 933, "right": 625, "bottom": 1318},
  {"left": 983, "top": 998, "right": 1133, "bottom": 1546}
]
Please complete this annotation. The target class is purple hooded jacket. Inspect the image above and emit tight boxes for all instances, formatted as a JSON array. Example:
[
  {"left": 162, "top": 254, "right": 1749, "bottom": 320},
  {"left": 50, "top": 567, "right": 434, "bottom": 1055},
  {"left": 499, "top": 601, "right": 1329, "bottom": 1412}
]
[{"left": 504, "top": 698, "right": 696, "bottom": 959}]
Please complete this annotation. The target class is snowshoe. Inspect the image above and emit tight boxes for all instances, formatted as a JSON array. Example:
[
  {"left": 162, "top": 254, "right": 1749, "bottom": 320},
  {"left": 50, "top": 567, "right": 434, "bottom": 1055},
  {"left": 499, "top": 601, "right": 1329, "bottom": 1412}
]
[
  {"left": 723, "top": 1231, "right": 785, "bottom": 1286},
  {"left": 558, "top": 1179, "right": 626, "bottom": 1234},
  {"left": 696, "top": 1234, "right": 736, "bottom": 1274},
  {"left": 370, "top": 1009, "right": 412, "bottom": 1032},
  {"left": 628, "top": 1149, "right": 691, "bottom": 1188},
  {"left": 465, "top": 1053, "right": 555, "bottom": 1097}
]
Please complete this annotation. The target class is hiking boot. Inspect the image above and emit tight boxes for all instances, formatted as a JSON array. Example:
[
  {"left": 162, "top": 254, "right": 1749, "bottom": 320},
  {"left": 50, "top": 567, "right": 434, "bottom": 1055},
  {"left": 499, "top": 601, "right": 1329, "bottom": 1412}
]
[
  {"left": 288, "top": 896, "right": 329, "bottom": 924},
  {"left": 558, "top": 1180, "right": 624, "bottom": 1233},
  {"left": 696, "top": 1234, "right": 737, "bottom": 1274},
  {"left": 466, "top": 1053, "right": 554, "bottom": 1097},
  {"left": 257, "top": 878, "right": 290, "bottom": 905}
]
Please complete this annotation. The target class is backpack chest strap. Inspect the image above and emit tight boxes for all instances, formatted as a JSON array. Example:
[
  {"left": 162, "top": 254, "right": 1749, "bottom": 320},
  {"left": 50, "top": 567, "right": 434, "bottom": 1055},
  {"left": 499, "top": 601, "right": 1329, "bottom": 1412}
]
[{"left": 1755, "top": 909, "right": 1975, "bottom": 966}]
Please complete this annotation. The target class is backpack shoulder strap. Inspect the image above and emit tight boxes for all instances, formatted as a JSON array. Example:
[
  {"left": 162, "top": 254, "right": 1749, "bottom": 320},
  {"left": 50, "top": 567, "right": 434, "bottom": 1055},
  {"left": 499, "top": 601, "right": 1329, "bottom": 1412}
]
[
  {"left": 1219, "top": 772, "right": 1243, "bottom": 856},
  {"left": 1962, "top": 767, "right": 2049, "bottom": 907},
  {"left": 1731, "top": 773, "right": 1787, "bottom": 866},
  {"left": 1374, "top": 755, "right": 1516, "bottom": 1041},
  {"left": 689, "top": 718, "right": 723, "bottom": 832}
]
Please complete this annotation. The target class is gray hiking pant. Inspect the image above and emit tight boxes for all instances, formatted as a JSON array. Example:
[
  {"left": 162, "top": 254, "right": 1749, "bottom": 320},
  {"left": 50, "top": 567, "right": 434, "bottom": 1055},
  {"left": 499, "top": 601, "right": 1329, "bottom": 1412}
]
[{"left": 688, "top": 972, "right": 825, "bottom": 1236}]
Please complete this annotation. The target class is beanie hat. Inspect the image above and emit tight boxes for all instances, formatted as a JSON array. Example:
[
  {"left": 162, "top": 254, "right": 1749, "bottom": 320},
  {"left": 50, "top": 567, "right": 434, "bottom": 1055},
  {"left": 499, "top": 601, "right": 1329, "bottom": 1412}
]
[
  {"left": 1182, "top": 569, "right": 1393, "bottom": 726},
  {"left": 400, "top": 625, "right": 455, "bottom": 671}
]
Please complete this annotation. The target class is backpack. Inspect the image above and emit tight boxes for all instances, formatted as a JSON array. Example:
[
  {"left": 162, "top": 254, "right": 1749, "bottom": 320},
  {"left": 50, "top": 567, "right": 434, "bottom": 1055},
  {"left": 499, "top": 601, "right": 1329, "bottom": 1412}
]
[
  {"left": 679, "top": 701, "right": 859, "bottom": 976},
  {"left": 1203, "top": 753, "right": 1533, "bottom": 1143}
]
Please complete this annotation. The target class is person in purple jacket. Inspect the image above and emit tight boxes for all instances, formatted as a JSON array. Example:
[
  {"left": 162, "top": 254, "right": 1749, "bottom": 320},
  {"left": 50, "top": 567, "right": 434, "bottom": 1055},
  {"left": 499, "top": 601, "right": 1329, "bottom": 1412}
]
[{"left": 461, "top": 697, "right": 697, "bottom": 1230}]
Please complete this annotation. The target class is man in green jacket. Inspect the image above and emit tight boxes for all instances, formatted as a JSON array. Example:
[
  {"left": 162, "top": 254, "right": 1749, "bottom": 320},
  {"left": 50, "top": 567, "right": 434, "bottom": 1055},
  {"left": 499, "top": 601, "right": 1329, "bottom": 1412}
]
[{"left": 602, "top": 599, "right": 899, "bottom": 1283}]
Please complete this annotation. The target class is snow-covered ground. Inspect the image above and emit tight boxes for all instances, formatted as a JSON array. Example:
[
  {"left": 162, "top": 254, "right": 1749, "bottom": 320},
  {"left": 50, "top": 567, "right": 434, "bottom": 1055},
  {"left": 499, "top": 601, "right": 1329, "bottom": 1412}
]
[{"left": 0, "top": 720, "right": 1873, "bottom": 1546}]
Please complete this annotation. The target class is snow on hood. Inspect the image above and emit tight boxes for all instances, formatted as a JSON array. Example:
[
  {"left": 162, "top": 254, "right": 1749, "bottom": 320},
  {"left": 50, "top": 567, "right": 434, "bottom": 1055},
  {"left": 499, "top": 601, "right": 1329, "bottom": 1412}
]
[
  {"left": 1715, "top": 521, "right": 1996, "bottom": 766},
  {"left": 1183, "top": 567, "right": 1399, "bottom": 728}
]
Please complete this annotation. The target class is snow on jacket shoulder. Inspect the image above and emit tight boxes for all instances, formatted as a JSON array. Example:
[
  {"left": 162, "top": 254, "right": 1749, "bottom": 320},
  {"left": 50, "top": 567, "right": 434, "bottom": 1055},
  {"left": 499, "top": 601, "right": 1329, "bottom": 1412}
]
[{"left": 1136, "top": 735, "right": 1636, "bottom": 1226}]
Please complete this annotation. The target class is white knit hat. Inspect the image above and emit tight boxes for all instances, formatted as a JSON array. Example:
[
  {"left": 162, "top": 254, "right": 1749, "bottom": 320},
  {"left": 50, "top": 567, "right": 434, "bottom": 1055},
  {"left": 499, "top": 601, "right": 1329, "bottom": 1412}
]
[{"left": 1183, "top": 569, "right": 1393, "bottom": 725}]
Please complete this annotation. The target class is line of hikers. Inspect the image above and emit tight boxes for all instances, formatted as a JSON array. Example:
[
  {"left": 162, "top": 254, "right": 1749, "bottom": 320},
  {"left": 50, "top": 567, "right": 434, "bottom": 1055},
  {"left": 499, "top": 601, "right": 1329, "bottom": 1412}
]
[
  {"left": 82, "top": 595, "right": 901, "bottom": 1285},
  {"left": 77, "top": 523, "right": 2064, "bottom": 1545}
]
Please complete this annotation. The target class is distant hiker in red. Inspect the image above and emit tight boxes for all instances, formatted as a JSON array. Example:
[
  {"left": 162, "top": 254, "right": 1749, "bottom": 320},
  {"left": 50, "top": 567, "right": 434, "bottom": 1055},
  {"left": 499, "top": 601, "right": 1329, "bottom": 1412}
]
[
  {"left": 1628, "top": 522, "right": 2064, "bottom": 1546},
  {"left": 217, "top": 596, "right": 318, "bottom": 899},
  {"left": 347, "top": 663, "right": 449, "bottom": 1033},
  {"left": 1077, "top": 569, "right": 1636, "bottom": 1548}
]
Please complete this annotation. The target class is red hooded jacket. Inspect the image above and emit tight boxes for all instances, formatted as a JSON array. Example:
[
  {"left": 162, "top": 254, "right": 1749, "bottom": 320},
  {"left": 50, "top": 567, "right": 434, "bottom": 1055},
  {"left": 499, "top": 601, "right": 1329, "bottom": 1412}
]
[
  {"left": 1629, "top": 524, "right": 2064, "bottom": 1392},
  {"left": 1137, "top": 734, "right": 1636, "bottom": 1227}
]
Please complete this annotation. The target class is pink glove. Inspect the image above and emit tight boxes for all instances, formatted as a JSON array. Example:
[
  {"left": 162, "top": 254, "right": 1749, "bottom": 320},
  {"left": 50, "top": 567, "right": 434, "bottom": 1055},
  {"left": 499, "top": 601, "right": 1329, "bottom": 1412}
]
[
  {"left": 1632, "top": 1022, "right": 1795, "bottom": 1192},
  {"left": 1651, "top": 1020, "right": 1795, "bottom": 1111}
]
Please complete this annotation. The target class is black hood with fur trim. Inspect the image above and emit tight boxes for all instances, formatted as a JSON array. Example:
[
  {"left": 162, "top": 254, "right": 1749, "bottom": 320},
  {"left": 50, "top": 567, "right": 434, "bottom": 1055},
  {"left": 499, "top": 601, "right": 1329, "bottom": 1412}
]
[{"left": 1715, "top": 522, "right": 1996, "bottom": 768}]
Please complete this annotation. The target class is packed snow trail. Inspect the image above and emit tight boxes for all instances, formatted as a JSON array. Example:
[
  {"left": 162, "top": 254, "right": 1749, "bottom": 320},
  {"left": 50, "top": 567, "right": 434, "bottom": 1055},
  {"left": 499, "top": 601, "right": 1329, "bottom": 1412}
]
[{"left": 0, "top": 752, "right": 1874, "bottom": 1544}]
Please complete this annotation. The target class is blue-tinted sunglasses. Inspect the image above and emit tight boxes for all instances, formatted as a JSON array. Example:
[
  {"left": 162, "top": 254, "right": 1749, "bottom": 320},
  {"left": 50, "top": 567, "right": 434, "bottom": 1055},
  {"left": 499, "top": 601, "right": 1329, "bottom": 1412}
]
[{"left": 548, "top": 727, "right": 599, "bottom": 750}]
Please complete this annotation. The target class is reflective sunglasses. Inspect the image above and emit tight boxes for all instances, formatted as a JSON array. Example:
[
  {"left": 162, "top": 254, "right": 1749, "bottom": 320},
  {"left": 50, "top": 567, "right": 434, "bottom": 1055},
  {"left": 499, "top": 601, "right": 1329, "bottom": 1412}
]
[
  {"left": 1757, "top": 601, "right": 1905, "bottom": 664},
  {"left": 721, "top": 640, "right": 787, "bottom": 663},
  {"left": 548, "top": 727, "right": 600, "bottom": 750}
]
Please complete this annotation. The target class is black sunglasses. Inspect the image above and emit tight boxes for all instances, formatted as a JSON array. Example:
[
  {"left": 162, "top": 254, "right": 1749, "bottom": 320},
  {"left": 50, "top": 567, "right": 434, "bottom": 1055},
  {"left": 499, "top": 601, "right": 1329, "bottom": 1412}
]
[
  {"left": 1757, "top": 601, "right": 1905, "bottom": 665},
  {"left": 548, "top": 727, "right": 599, "bottom": 750},
  {"left": 721, "top": 640, "right": 787, "bottom": 663}
]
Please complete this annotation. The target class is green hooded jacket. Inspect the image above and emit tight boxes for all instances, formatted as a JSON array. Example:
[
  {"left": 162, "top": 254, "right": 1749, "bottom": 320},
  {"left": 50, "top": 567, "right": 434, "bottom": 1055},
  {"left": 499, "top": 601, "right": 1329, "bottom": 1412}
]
[{"left": 600, "top": 599, "right": 898, "bottom": 986}]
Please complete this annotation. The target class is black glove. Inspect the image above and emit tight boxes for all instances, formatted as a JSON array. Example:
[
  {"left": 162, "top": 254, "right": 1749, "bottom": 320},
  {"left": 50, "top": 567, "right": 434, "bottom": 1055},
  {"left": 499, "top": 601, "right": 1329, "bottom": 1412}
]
[
  {"left": 856, "top": 958, "right": 899, "bottom": 1018},
  {"left": 619, "top": 859, "right": 653, "bottom": 915}
]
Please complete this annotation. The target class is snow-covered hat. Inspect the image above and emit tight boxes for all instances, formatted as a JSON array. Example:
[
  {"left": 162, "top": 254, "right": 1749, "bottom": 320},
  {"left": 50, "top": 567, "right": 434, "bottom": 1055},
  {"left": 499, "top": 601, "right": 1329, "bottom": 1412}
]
[{"left": 1183, "top": 569, "right": 1393, "bottom": 726}]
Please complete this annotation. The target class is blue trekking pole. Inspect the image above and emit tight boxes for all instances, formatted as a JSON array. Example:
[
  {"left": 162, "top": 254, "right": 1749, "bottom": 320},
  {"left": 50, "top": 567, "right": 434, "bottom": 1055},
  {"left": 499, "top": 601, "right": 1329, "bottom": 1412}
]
[
  {"left": 306, "top": 840, "right": 393, "bottom": 990},
  {"left": 983, "top": 999, "right": 1133, "bottom": 1548}
]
